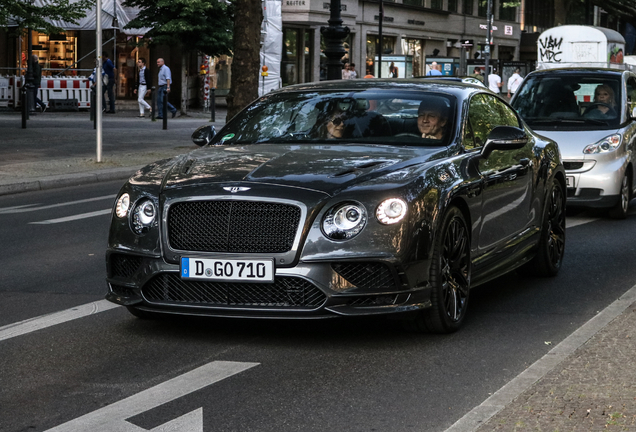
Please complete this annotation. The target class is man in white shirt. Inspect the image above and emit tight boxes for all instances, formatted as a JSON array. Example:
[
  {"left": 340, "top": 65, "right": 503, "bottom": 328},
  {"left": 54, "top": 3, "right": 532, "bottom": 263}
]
[
  {"left": 348, "top": 63, "right": 357, "bottom": 79},
  {"left": 507, "top": 68, "right": 523, "bottom": 99},
  {"left": 488, "top": 69, "right": 502, "bottom": 94}
]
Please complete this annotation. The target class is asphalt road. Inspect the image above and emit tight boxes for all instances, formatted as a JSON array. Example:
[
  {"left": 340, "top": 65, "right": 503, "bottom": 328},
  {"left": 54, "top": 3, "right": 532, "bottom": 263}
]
[{"left": 1, "top": 182, "right": 636, "bottom": 432}]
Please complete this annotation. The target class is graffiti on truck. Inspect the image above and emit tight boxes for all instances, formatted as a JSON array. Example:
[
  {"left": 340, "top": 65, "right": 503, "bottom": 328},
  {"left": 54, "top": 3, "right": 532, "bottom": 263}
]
[{"left": 539, "top": 36, "right": 563, "bottom": 62}]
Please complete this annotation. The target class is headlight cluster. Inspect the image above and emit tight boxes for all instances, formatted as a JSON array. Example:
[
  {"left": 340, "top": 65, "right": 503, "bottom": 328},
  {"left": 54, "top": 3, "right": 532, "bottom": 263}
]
[
  {"left": 322, "top": 198, "right": 408, "bottom": 240},
  {"left": 322, "top": 202, "right": 367, "bottom": 240},
  {"left": 376, "top": 198, "right": 407, "bottom": 224},
  {"left": 583, "top": 134, "right": 621, "bottom": 154},
  {"left": 115, "top": 193, "right": 157, "bottom": 235}
]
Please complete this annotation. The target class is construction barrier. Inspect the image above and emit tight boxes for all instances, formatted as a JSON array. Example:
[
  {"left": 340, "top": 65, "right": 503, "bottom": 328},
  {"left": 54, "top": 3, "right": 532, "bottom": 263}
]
[{"left": 0, "top": 76, "right": 91, "bottom": 109}]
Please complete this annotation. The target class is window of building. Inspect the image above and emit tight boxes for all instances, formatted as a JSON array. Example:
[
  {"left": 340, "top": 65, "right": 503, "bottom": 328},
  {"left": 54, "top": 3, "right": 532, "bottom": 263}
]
[
  {"left": 448, "top": 0, "right": 458, "bottom": 13},
  {"left": 499, "top": 3, "right": 516, "bottom": 21},
  {"left": 462, "top": 0, "right": 473, "bottom": 16},
  {"left": 403, "top": 0, "right": 424, "bottom": 7},
  {"left": 478, "top": 0, "right": 487, "bottom": 17},
  {"left": 431, "top": 0, "right": 443, "bottom": 9}
]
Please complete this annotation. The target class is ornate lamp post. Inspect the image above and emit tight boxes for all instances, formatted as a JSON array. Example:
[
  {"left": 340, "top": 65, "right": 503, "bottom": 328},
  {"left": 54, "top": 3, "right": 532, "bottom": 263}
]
[{"left": 320, "top": 0, "right": 349, "bottom": 80}]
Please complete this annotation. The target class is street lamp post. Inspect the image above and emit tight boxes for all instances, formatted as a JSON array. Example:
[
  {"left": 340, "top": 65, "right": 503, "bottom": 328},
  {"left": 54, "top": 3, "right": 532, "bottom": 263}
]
[
  {"left": 484, "top": 0, "right": 493, "bottom": 86},
  {"left": 320, "top": 0, "right": 349, "bottom": 80}
]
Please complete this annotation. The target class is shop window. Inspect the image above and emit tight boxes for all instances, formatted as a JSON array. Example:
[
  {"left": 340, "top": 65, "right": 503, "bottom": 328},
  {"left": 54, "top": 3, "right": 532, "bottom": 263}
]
[
  {"left": 366, "top": 35, "right": 396, "bottom": 77},
  {"left": 27, "top": 31, "right": 78, "bottom": 76},
  {"left": 402, "top": 38, "right": 424, "bottom": 77},
  {"left": 320, "top": 33, "right": 352, "bottom": 81}
]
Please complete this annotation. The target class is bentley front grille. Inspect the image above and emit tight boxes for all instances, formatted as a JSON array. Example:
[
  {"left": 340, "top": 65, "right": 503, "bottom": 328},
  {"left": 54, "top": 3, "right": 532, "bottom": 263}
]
[
  {"left": 167, "top": 200, "right": 301, "bottom": 253},
  {"left": 332, "top": 262, "right": 398, "bottom": 290},
  {"left": 142, "top": 273, "right": 326, "bottom": 308}
]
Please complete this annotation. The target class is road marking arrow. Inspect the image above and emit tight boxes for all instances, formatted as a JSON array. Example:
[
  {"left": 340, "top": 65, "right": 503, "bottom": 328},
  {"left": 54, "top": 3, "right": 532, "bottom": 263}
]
[{"left": 45, "top": 361, "right": 259, "bottom": 432}]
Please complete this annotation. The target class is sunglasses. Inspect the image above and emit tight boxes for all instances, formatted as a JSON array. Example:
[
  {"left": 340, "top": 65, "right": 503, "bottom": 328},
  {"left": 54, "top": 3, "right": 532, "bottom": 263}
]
[{"left": 330, "top": 115, "right": 346, "bottom": 126}]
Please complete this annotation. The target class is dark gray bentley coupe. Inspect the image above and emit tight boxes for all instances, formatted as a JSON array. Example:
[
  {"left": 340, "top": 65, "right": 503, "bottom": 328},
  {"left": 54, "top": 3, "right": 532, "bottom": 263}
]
[{"left": 106, "top": 80, "right": 566, "bottom": 333}]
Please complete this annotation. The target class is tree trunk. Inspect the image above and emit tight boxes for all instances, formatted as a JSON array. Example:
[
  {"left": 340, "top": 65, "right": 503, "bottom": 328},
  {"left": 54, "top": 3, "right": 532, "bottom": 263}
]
[
  {"left": 181, "top": 52, "right": 188, "bottom": 115},
  {"left": 226, "top": 0, "right": 262, "bottom": 121}
]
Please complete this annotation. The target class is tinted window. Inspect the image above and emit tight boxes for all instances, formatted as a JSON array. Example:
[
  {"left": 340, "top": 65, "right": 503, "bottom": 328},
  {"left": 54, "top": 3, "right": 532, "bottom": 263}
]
[
  {"left": 211, "top": 90, "right": 457, "bottom": 147},
  {"left": 464, "top": 94, "right": 519, "bottom": 150},
  {"left": 627, "top": 76, "right": 636, "bottom": 118},
  {"left": 512, "top": 73, "right": 622, "bottom": 129}
]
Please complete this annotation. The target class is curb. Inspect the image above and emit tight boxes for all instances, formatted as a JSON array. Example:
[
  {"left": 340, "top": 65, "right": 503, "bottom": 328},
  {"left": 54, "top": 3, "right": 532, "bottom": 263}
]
[{"left": 0, "top": 167, "right": 139, "bottom": 197}]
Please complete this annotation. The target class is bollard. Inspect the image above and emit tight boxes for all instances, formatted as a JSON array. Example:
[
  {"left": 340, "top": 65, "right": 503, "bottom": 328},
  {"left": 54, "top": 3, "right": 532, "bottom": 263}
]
[
  {"left": 210, "top": 87, "right": 216, "bottom": 123},
  {"left": 21, "top": 86, "right": 27, "bottom": 129},
  {"left": 151, "top": 86, "right": 156, "bottom": 121},
  {"left": 163, "top": 89, "right": 168, "bottom": 130}
]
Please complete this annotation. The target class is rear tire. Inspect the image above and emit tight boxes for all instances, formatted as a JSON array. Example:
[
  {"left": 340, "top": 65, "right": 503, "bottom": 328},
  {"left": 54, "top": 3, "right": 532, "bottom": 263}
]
[
  {"left": 403, "top": 206, "right": 471, "bottom": 334},
  {"left": 520, "top": 178, "right": 566, "bottom": 277},
  {"left": 608, "top": 172, "right": 631, "bottom": 219}
]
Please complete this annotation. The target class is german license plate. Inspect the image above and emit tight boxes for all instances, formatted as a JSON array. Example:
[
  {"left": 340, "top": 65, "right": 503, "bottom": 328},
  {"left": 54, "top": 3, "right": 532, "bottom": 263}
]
[
  {"left": 566, "top": 176, "right": 575, "bottom": 188},
  {"left": 181, "top": 258, "right": 274, "bottom": 282}
]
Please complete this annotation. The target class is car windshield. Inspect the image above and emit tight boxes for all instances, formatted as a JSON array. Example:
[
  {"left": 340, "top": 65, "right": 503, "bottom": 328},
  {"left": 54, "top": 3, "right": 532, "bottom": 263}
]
[
  {"left": 211, "top": 90, "right": 457, "bottom": 146},
  {"left": 511, "top": 73, "right": 622, "bottom": 129}
]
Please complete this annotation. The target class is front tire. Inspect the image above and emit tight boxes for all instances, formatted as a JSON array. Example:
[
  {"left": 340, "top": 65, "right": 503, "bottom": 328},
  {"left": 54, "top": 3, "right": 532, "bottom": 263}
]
[
  {"left": 608, "top": 172, "right": 631, "bottom": 219},
  {"left": 521, "top": 178, "right": 566, "bottom": 277},
  {"left": 404, "top": 206, "right": 471, "bottom": 333}
]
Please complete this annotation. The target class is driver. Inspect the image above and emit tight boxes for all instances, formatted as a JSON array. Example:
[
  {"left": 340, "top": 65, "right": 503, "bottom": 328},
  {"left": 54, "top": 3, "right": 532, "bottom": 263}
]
[
  {"left": 586, "top": 84, "right": 617, "bottom": 117},
  {"left": 417, "top": 97, "right": 449, "bottom": 140}
]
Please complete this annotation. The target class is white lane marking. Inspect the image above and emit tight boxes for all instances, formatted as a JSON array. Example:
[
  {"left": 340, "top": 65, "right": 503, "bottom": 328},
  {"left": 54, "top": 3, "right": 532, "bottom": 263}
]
[
  {"left": 29, "top": 208, "right": 112, "bottom": 224},
  {"left": 0, "top": 300, "right": 120, "bottom": 342},
  {"left": 45, "top": 361, "right": 259, "bottom": 432},
  {"left": 0, "top": 195, "right": 116, "bottom": 214},
  {"left": 566, "top": 217, "right": 598, "bottom": 228},
  {"left": 445, "top": 282, "right": 636, "bottom": 432}
]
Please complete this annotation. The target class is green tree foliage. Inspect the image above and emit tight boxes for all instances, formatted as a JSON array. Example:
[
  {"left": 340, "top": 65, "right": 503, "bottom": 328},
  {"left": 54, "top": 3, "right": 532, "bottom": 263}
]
[
  {"left": 123, "top": 0, "right": 233, "bottom": 57},
  {"left": 0, "top": 0, "right": 94, "bottom": 34}
]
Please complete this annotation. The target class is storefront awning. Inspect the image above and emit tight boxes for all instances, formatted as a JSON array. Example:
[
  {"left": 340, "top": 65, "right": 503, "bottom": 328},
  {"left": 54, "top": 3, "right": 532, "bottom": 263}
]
[{"left": 7, "top": 0, "right": 148, "bottom": 35}]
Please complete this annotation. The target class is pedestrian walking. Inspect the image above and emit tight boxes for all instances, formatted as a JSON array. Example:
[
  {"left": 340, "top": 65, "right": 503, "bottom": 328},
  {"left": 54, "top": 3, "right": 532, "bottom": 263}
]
[
  {"left": 471, "top": 67, "right": 484, "bottom": 83},
  {"left": 156, "top": 58, "right": 177, "bottom": 119},
  {"left": 488, "top": 68, "right": 502, "bottom": 94},
  {"left": 134, "top": 58, "right": 152, "bottom": 118},
  {"left": 342, "top": 62, "right": 351, "bottom": 80},
  {"left": 31, "top": 55, "right": 47, "bottom": 112},
  {"left": 427, "top": 62, "right": 442, "bottom": 76},
  {"left": 348, "top": 63, "right": 358, "bottom": 79},
  {"left": 507, "top": 68, "right": 523, "bottom": 99},
  {"left": 102, "top": 52, "right": 116, "bottom": 113}
]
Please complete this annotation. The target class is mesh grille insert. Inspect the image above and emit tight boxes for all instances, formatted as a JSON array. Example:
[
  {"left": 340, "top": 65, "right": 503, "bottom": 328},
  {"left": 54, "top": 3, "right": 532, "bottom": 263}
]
[
  {"left": 110, "top": 254, "right": 142, "bottom": 278},
  {"left": 142, "top": 273, "right": 326, "bottom": 308},
  {"left": 564, "top": 162, "right": 584, "bottom": 170},
  {"left": 168, "top": 200, "right": 301, "bottom": 253},
  {"left": 332, "top": 262, "right": 397, "bottom": 290}
]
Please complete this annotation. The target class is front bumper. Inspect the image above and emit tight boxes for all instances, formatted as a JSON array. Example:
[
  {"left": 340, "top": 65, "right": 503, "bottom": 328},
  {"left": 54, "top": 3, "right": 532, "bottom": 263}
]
[
  {"left": 563, "top": 155, "right": 627, "bottom": 208},
  {"left": 105, "top": 250, "right": 432, "bottom": 319}
]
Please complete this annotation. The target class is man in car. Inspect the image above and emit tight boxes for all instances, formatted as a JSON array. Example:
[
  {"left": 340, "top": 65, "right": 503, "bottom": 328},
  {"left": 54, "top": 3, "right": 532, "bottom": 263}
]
[{"left": 418, "top": 98, "right": 448, "bottom": 140}]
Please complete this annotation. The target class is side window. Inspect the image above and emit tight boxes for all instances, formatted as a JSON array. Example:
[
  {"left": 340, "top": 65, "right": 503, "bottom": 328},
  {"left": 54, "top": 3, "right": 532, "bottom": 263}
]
[
  {"left": 465, "top": 94, "right": 520, "bottom": 151},
  {"left": 627, "top": 77, "right": 636, "bottom": 118}
]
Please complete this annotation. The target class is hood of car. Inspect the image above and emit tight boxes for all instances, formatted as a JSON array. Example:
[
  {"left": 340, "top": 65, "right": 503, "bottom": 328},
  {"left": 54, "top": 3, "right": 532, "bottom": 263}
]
[
  {"left": 160, "top": 144, "right": 445, "bottom": 195},
  {"left": 534, "top": 129, "right": 621, "bottom": 159}
]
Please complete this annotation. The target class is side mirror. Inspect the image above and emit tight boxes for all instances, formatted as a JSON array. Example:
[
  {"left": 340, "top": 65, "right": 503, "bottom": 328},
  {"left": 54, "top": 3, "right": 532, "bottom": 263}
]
[
  {"left": 481, "top": 126, "right": 528, "bottom": 159},
  {"left": 191, "top": 125, "right": 216, "bottom": 147}
]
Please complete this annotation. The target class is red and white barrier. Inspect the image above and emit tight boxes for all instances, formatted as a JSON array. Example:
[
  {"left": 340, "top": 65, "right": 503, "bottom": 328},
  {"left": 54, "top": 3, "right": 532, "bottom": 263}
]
[{"left": 1, "top": 76, "right": 91, "bottom": 109}]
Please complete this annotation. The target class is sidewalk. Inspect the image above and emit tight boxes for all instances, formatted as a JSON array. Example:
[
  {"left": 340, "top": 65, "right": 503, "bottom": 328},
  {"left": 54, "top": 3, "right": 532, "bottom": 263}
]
[
  {"left": 0, "top": 103, "right": 227, "bottom": 196},
  {"left": 1, "top": 104, "right": 636, "bottom": 432}
]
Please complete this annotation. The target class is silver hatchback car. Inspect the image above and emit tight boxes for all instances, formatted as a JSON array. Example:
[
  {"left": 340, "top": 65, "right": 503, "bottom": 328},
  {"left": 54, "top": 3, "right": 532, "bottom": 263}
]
[{"left": 511, "top": 68, "right": 636, "bottom": 218}]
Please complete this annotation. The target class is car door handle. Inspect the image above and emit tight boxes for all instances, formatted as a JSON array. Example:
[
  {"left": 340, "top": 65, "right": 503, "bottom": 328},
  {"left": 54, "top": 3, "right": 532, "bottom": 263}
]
[{"left": 519, "top": 158, "right": 531, "bottom": 167}]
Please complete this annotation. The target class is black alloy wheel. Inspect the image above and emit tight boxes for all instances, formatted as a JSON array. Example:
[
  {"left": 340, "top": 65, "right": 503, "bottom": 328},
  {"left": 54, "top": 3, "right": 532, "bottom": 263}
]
[
  {"left": 520, "top": 178, "right": 566, "bottom": 276},
  {"left": 404, "top": 206, "right": 471, "bottom": 333}
]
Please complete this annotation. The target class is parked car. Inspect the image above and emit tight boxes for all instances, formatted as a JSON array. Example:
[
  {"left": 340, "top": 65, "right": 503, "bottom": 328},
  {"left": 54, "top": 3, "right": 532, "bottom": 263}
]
[
  {"left": 511, "top": 67, "right": 636, "bottom": 218},
  {"left": 106, "top": 79, "right": 566, "bottom": 333}
]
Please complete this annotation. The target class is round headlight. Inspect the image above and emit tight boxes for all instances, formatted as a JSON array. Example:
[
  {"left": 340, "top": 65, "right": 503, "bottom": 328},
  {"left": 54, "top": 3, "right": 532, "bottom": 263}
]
[
  {"left": 322, "top": 202, "right": 367, "bottom": 240},
  {"left": 132, "top": 200, "right": 157, "bottom": 234},
  {"left": 376, "top": 198, "right": 407, "bottom": 224},
  {"left": 115, "top": 193, "right": 130, "bottom": 218}
]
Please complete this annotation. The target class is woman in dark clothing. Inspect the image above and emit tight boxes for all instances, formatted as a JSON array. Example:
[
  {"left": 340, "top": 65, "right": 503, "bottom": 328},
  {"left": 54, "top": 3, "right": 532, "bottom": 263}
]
[{"left": 31, "top": 55, "right": 47, "bottom": 112}]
